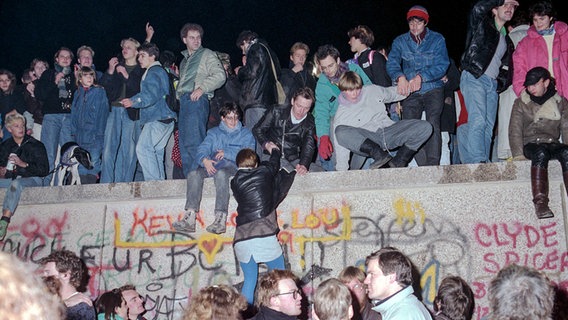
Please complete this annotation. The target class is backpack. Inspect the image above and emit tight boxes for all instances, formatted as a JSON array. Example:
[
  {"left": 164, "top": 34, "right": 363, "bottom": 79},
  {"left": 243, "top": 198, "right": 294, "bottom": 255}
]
[{"left": 151, "top": 66, "right": 180, "bottom": 113}]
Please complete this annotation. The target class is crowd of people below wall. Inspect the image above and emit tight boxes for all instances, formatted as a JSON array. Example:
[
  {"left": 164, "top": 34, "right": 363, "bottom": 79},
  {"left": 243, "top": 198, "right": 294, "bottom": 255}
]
[{"left": 1, "top": 246, "right": 564, "bottom": 320}]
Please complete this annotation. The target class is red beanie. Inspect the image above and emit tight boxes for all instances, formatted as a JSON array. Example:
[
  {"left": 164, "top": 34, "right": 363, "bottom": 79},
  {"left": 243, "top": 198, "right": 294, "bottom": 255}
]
[{"left": 407, "top": 5, "right": 429, "bottom": 24}]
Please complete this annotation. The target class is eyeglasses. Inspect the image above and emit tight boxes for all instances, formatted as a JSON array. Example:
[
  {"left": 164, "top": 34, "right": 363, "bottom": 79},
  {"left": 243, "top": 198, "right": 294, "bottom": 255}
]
[
  {"left": 224, "top": 115, "right": 239, "bottom": 121},
  {"left": 274, "top": 289, "right": 302, "bottom": 299},
  {"left": 352, "top": 283, "right": 365, "bottom": 291},
  {"left": 320, "top": 62, "right": 337, "bottom": 72}
]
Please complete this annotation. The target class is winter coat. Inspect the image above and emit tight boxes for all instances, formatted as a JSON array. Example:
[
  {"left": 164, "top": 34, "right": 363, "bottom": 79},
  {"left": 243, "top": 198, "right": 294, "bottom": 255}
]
[
  {"left": 509, "top": 91, "right": 568, "bottom": 157},
  {"left": 512, "top": 21, "right": 568, "bottom": 97},
  {"left": 0, "top": 135, "right": 49, "bottom": 178},
  {"left": 313, "top": 64, "right": 371, "bottom": 138},
  {"left": 195, "top": 120, "right": 255, "bottom": 167},
  {"left": 129, "top": 62, "right": 176, "bottom": 125},
  {"left": 177, "top": 46, "right": 226, "bottom": 99},
  {"left": 35, "top": 67, "right": 76, "bottom": 114},
  {"left": 238, "top": 39, "right": 280, "bottom": 110},
  {"left": 253, "top": 105, "right": 316, "bottom": 168},
  {"left": 387, "top": 28, "right": 449, "bottom": 94},
  {"left": 355, "top": 48, "right": 391, "bottom": 87},
  {"left": 70, "top": 86, "right": 109, "bottom": 147},
  {"left": 461, "top": 0, "right": 514, "bottom": 91},
  {"left": 231, "top": 149, "right": 281, "bottom": 227}
]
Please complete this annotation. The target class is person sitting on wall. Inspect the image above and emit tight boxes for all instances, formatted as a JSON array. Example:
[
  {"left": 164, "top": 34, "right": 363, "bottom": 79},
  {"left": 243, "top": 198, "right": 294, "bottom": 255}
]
[
  {"left": 509, "top": 66, "right": 568, "bottom": 219},
  {"left": 0, "top": 113, "right": 49, "bottom": 241},
  {"left": 173, "top": 102, "right": 255, "bottom": 234}
]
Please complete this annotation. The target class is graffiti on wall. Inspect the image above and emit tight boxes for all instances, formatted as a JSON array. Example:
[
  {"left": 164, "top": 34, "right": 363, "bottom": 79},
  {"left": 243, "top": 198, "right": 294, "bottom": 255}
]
[{"left": 2, "top": 193, "right": 567, "bottom": 320}]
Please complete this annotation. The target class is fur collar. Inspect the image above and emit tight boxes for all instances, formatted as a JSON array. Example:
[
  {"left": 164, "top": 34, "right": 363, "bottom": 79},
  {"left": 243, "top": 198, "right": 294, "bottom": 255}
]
[{"left": 520, "top": 91, "right": 562, "bottom": 123}]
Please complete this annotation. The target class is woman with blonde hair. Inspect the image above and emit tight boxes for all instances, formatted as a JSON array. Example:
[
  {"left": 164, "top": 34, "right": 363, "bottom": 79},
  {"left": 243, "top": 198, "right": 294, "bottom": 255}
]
[{"left": 182, "top": 285, "right": 247, "bottom": 320}]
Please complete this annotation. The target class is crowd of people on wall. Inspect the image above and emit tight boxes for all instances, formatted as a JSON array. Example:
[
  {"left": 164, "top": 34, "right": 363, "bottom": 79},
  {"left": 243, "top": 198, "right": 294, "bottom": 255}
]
[{"left": 1, "top": 0, "right": 568, "bottom": 318}]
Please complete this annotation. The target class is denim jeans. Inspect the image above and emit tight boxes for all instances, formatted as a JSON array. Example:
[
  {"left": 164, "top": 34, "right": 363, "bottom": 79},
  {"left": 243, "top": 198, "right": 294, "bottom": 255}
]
[
  {"left": 1, "top": 177, "right": 42, "bottom": 214},
  {"left": 178, "top": 94, "right": 209, "bottom": 176},
  {"left": 335, "top": 119, "right": 432, "bottom": 154},
  {"left": 401, "top": 87, "right": 444, "bottom": 166},
  {"left": 244, "top": 106, "right": 267, "bottom": 155},
  {"left": 136, "top": 120, "right": 174, "bottom": 181},
  {"left": 78, "top": 142, "right": 102, "bottom": 176},
  {"left": 41, "top": 113, "right": 72, "bottom": 185},
  {"left": 458, "top": 71, "right": 498, "bottom": 163},
  {"left": 185, "top": 165, "right": 237, "bottom": 213},
  {"left": 100, "top": 107, "right": 141, "bottom": 183}
]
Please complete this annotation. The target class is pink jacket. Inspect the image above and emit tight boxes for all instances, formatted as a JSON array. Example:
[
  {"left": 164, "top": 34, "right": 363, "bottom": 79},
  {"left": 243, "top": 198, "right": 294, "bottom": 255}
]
[{"left": 512, "top": 21, "right": 568, "bottom": 98}]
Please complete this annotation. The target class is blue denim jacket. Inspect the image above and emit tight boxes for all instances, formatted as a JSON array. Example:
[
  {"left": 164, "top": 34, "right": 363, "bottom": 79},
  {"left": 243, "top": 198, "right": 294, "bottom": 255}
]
[
  {"left": 70, "top": 86, "right": 109, "bottom": 147},
  {"left": 387, "top": 28, "right": 449, "bottom": 94},
  {"left": 130, "top": 62, "right": 177, "bottom": 124},
  {"left": 195, "top": 120, "right": 255, "bottom": 167}
]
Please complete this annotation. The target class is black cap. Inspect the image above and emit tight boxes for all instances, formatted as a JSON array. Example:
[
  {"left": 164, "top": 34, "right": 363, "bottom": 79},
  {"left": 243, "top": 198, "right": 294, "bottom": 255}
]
[{"left": 524, "top": 67, "right": 551, "bottom": 86}]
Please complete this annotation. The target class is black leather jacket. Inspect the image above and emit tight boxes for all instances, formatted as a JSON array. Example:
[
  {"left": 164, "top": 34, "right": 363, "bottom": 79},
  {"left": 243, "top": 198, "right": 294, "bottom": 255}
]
[
  {"left": 460, "top": 0, "right": 514, "bottom": 92},
  {"left": 0, "top": 135, "right": 49, "bottom": 178},
  {"left": 253, "top": 105, "right": 316, "bottom": 168},
  {"left": 231, "top": 150, "right": 280, "bottom": 226},
  {"left": 248, "top": 305, "right": 297, "bottom": 320},
  {"left": 238, "top": 39, "right": 280, "bottom": 110}
]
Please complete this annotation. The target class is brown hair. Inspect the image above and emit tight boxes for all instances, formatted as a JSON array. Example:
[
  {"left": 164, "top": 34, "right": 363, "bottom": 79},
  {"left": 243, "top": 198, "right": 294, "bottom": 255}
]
[
  {"left": 434, "top": 276, "right": 474, "bottom": 320},
  {"left": 236, "top": 148, "right": 259, "bottom": 169},
  {"left": 347, "top": 25, "right": 375, "bottom": 47},
  {"left": 338, "top": 71, "right": 363, "bottom": 91},
  {"left": 182, "top": 285, "right": 247, "bottom": 320},
  {"left": 313, "top": 278, "right": 352, "bottom": 320},
  {"left": 39, "top": 250, "right": 85, "bottom": 289},
  {"left": 365, "top": 247, "right": 413, "bottom": 287},
  {"left": 255, "top": 269, "right": 299, "bottom": 308}
]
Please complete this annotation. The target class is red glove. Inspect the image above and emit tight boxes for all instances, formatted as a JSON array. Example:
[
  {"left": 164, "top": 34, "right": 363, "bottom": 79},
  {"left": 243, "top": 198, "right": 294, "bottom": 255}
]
[{"left": 318, "top": 135, "right": 333, "bottom": 160}]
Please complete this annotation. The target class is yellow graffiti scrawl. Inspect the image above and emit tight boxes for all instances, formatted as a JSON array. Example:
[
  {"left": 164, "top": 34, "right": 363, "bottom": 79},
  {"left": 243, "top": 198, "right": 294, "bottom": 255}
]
[
  {"left": 393, "top": 196, "right": 425, "bottom": 225},
  {"left": 293, "top": 203, "right": 352, "bottom": 269},
  {"left": 113, "top": 213, "right": 232, "bottom": 264}
]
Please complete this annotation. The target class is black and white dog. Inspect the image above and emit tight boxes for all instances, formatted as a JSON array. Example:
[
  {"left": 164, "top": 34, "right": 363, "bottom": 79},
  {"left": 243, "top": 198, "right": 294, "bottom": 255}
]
[{"left": 55, "top": 142, "right": 93, "bottom": 186}]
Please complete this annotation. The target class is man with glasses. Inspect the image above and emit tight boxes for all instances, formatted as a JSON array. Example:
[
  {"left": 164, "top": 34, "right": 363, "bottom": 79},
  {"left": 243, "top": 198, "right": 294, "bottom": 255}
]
[
  {"left": 251, "top": 269, "right": 303, "bottom": 320},
  {"left": 338, "top": 266, "right": 381, "bottom": 320},
  {"left": 313, "top": 45, "right": 371, "bottom": 171},
  {"left": 364, "top": 247, "right": 432, "bottom": 320},
  {"left": 173, "top": 102, "right": 254, "bottom": 234}
]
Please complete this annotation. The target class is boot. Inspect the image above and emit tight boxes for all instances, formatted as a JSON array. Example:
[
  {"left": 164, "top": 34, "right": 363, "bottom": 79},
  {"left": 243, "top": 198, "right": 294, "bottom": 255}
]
[
  {"left": 0, "top": 213, "right": 11, "bottom": 241},
  {"left": 206, "top": 211, "right": 227, "bottom": 234},
  {"left": 389, "top": 146, "right": 417, "bottom": 168},
  {"left": 359, "top": 139, "right": 392, "bottom": 169},
  {"left": 531, "top": 166, "right": 554, "bottom": 219},
  {"left": 0, "top": 219, "right": 8, "bottom": 241},
  {"left": 173, "top": 210, "right": 196, "bottom": 232}
]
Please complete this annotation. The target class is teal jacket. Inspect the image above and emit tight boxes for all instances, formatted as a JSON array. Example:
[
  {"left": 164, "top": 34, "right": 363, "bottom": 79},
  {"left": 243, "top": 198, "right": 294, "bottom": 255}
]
[{"left": 313, "top": 64, "right": 371, "bottom": 138}]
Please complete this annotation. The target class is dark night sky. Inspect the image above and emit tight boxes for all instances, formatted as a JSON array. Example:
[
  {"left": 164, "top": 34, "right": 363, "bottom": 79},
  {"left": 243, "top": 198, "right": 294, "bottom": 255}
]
[{"left": 0, "top": 0, "right": 565, "bottom": 78}]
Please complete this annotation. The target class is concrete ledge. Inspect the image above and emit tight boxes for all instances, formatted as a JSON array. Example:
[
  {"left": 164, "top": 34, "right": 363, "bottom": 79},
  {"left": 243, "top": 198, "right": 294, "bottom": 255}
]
[
  {"left": 3, "top": 160, "right": 567, "bottom": 320},
  {"left": 20, "top": 160, "right": 546, "bottom": 205}
]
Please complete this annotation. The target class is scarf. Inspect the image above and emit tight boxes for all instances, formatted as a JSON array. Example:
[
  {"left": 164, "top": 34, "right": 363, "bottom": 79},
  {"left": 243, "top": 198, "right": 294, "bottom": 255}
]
[
  {"left": 537, "top": 23, "right": 556, "bottom": 36},
  {"left": 328, "top": 62, "right": 349, "bottom": 85},
  {"left": 410, "top": 29, "right": 427, "bottom": 45},
  {"left": 529, "top": 83, "right": 557, "bottom": 105},
  {"left": 54, "top": 63, "right": 71, "bottom": 99}
]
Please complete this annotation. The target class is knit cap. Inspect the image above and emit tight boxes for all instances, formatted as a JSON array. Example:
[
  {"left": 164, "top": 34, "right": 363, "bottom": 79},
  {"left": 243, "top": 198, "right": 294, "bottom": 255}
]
[{"left": 407, "top": 5, "right": 429, "bottom": 23}]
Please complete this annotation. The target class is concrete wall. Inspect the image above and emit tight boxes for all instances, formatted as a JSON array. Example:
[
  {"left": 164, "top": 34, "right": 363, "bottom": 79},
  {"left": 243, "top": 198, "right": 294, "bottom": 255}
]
[{"left": 1, "top": 161, "right": 567, "bottom": 320}]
